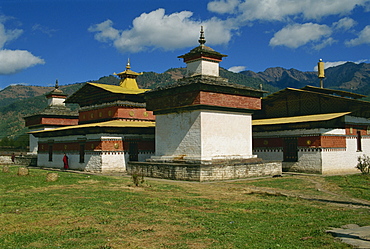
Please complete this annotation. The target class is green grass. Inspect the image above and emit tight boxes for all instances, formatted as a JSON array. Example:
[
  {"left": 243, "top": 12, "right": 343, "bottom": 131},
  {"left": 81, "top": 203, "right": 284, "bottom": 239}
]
[
  {"left": 325, "top": 174, "right": 370, "bottom": 200},
  {"left": 1, "top": 166, "right": 369, "bottom": 248}
]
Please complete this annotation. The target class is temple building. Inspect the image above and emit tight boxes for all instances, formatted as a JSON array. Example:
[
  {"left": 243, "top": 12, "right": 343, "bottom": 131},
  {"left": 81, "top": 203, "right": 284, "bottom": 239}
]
[
  {"left": 30, "top": 62, "right": 155, "bottom": 172},
  {"left": 24, "top": 81, "right": 79, "bottom": 154},
  {"left": 128, "top": 27, "right": 282, "bottom": 181},
  {"left": 252, "top": 83, "right": 370, "bottom": 174}
]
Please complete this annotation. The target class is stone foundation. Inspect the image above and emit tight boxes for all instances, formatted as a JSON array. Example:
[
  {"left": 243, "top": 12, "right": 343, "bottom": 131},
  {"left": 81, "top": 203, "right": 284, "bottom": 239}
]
[
  {"left": 128, "top": 159, "right": 282, "bottom": 182},
  {"left": 15, "top": 155, "right": 37, "bottom": 166}
]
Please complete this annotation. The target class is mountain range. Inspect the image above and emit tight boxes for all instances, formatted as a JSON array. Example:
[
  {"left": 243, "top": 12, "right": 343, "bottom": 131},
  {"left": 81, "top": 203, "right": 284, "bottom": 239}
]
[
  {"left": 0, "top": 62, "right": 369, "bottom": 142},
  {"left": 241, "top": 62, "right": 370, "bottom": 94}
]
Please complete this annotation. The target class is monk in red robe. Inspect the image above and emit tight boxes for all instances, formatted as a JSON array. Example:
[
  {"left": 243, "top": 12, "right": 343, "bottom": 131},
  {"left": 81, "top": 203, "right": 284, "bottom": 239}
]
[{"left": 63, "top": 154, "right": 69, "bottom": 170}]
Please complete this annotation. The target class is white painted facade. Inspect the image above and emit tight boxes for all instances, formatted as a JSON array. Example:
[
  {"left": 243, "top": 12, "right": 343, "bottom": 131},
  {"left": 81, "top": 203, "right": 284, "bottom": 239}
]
[
  {"left": 47, "top": 97, "right": 66, "bottom": 106},
  {"left": 253, "top": 116, "right": 370, "bottom": 174},
  {"left": 186, "top": 59, "right": 219, "bottom": 77},
  {"left": 37, "top": 133, "right": 154, "bottom": 172},
  {"left": 153, "top": 109, "right": 255, "bottom": 162}
]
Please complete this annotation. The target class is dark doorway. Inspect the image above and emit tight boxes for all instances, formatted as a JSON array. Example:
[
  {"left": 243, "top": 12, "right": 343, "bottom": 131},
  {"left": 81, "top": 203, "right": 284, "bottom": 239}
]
[
  {"left": 129, "top": 142, "right": 139, "bottom": 161},
  {"left": 283, "top": 137, "right": 298, "bottom": 162}
]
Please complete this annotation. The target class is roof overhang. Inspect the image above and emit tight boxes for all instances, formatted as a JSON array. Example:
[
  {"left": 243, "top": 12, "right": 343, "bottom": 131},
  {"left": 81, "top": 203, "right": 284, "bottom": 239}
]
[
  {"left": 252, "top": 112, "right": 351, "bottom": 126},
  {"left": 30, "top": 120, "right": 155, "bottom": 137}
]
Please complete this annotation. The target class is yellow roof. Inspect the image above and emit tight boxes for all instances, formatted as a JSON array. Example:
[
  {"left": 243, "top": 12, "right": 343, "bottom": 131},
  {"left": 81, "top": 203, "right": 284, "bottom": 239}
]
[
  {"left": 119, "top": 78, "right": 140, "bottom": 90},
  {"left": 88, "top": 82, "right": 149, "bottom": 94},
  {"left": 30, "top": 120, "right": 155, "bottom": 134},
  {"left": 114, "top": 69, "right": 142, "bottom": 77},
  {"left": 252, "top": 112, "right": 351, "bottom": 126}
]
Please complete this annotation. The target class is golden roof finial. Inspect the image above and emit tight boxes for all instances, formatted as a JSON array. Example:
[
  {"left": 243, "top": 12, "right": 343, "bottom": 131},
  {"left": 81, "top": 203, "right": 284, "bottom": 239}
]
[{"left": 126, "top": 58, "right": 131, "bottom": 70}]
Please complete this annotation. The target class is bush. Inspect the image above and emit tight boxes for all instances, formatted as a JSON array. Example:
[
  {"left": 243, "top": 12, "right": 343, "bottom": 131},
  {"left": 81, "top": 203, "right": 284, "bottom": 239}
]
[
  {"left": 131, "top": 171, "right": 145, "bottom": 187},
  {"left": 356, "top": 154, "right": 370, "bottom": 174}
]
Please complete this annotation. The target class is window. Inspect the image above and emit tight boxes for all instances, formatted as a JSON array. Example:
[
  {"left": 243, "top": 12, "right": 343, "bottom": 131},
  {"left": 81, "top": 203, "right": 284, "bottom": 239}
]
[
  {"left": 48, "top": 144, "right": 53, "bottom": 162},
  {"left": 79, "top": 143, "right": 85, "bottom": 163},
  {"left": 357, "top": 131, "right": 362, "bottom": 152}
]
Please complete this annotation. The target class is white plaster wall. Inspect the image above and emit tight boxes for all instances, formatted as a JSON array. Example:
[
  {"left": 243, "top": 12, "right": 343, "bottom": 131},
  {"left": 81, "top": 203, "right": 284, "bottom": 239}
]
[
  {"left": 37, "top": 133, "right": 154, "bottom": 172},
  {"left": 29, "top": 134, "right": 38, "bottom": 154},
  {"left": 296, "top": 150, "right": 322, "bottom": 173},
  {"left": 101, "top": 152, "right": 125, "bottom": 172},
  {"left": 37, "top": 153, "right": 66, "bottom": 169},
  {"left": 200, "top": 111, "right": 253, "bottom": 160},
  {"left": 84, "top": 153, "right": 102, "bottom": 172},
  {"left": 155, "top": 111, "right": 201, "bottom": 158},
  {"left": 155, "top": 110, "right": 254, "bottom": 161},
  {"left": 321, "top": 137, "right": 370, "bottom": 174},
  {"left": 47, "top": 97, "right": 65, "bottom": 106},
  {"left": 187, "top": 60, "right": 219, "bottom": 77}
]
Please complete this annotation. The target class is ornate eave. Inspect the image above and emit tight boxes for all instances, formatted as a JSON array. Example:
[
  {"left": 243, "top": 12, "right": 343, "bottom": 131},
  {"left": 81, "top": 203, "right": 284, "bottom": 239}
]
[{"left": 146, "top": 74, "right": 265, "bottom": 98}]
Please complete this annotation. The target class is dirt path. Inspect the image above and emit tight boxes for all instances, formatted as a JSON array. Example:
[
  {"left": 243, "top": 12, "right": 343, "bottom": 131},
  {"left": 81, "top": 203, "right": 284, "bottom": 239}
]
[{"left": 237, "top": 174, "right": 370, "bottom": 209}]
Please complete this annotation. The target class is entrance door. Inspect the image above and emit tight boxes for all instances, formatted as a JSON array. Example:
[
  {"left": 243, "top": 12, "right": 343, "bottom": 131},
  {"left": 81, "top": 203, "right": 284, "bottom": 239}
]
[
  {"left": 129, "top": 142, "right": 139, "bottom": 161},
  {"left": 283, "top": 137, "right": 298, "bottom": 162}
]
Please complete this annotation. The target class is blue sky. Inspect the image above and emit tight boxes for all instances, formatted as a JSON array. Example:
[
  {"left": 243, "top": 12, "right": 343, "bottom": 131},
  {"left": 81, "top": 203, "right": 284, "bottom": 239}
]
[{"left": 0, "top": 0, "right": 369, "bottom": 89}]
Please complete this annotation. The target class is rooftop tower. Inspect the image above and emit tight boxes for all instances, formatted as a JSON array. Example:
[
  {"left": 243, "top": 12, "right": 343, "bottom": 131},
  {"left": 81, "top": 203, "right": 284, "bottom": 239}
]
[
  {"left": 178, "top": 26, "right": 227, "bottom": 77},
  {"left": 114, "top": 59, "right": 143, "bottom": 89}
]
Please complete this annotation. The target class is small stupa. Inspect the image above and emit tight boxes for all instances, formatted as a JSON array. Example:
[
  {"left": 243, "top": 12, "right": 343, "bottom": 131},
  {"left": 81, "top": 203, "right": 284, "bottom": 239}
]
[{"left": 128, "top": 27, "right": 281, "bottom": 181}]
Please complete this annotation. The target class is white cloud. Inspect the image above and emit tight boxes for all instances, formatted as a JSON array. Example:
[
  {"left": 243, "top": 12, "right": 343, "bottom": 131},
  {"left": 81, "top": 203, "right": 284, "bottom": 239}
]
[
  {"left": 269, "top": 23, "right": 332, "bottom": 48},
  {"left": 313, "top": 59, "right": 368, "bottom": 70},
  {"left": 89, "top": 1, "right": 370, "bottom": 54},
  {"left": 207, "top": 0, "right": 240, "bottom": 14},
  {"left": 0, "top": 22, "right": 23, "bottom": 49},
  {"left": 208, "top": 0, "right": 370, "bottom": 21},
  {"left": 333, "top": 17, "right": 357, "bottom": 31},
  {"left": 89, "top": 8, "right": 235, "bottom": 53},
  {"left": 0, "top": 19, "right": 45, "bottom": 75},
  {"left": 0, "top": 49, "right": 45, "bottom": 74},
  {"left": 345, "top": 25, "right": 370, "bottom": 46},
  {"left": 88, "top": 19, "right": 120, "bottom": 42},
  {"left": 228, "top": 66, "right": 246, "bottom": 73},
  {"left": 313, "top": 37, "right": 336, "bottom": 50}
]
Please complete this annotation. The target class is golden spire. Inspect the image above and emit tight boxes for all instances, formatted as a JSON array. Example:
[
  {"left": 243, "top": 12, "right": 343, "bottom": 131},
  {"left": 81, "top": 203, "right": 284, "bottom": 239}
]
[
  {"left": 126, "top": 58, "right": 131, "bottom": 70},
  {"left": 318, "top": 59, "right": 325, "bottom": 88},
  {"left": 114, "top": 59, "right": 142, "bottom": 90}
]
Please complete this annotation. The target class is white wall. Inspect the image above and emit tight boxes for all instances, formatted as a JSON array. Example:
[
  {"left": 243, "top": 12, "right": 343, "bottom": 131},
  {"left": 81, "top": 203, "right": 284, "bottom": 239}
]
[
  {"left": 321, "top": 137, "right": 369, "bottom": 174},
  {"left": 200, "top": 111, "right": 253, "bottom": 160},
  {"left": 186, "top": 59, "right": 219, "bottom": 77},
  {"left": 154, "top": 110, "right": 254, "bottom": 161},
  {"left": 253, "top": 126, "right": 370, "bottom": 174},
  {"left": 47, "top": 97, "right": 65, "bottom": 106},
  {"left": 101, "top": 152, "right": 125, "bottom": 172}
]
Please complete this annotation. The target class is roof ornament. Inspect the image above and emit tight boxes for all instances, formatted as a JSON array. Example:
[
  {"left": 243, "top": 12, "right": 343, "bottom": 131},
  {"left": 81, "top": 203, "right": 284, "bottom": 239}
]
[
  {"left": 51, "top": 79, "right": 63, "bottom": 93},
  {"left": 126, "top": 58, "right": 131, "bottom": 70},
  {"left": 318, "top": 59, "right": 325, "bottom": 88},
  {"left": 198, "top": 26, "right": 206, "bottom": 46}
]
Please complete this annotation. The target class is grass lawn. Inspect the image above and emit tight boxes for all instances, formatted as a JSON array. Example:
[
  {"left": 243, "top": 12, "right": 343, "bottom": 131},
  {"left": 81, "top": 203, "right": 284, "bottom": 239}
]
[{"left": 0, "top": 166, "right": 369, "bottom": 248}]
